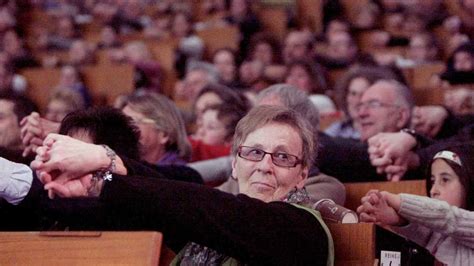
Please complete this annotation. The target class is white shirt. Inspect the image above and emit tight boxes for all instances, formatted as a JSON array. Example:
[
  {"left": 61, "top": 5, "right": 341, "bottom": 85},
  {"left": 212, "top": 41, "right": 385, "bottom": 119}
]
[{"left": 0, "top": 157, "right": 33, "bottom": 205}]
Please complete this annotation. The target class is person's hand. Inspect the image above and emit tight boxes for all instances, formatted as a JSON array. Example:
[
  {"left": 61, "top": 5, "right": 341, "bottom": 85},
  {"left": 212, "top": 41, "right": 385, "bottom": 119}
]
[
  {"left": 357, "top": 190, "right": 403, "bottom": 226},
  {"left": 411, "top": 106, "right": 448, "bottom": 138},
  {"left": 31, "top": 134, "right": 112, "bottom": 183},
  {"left": 368, "top": 132, "right": 418, "bottom": 181},
  {"left": 20, "top": 112, "right": 60, "bottom": 157},
  {"left": 444, "top": 88, "right": 474, "bottom": 115}
]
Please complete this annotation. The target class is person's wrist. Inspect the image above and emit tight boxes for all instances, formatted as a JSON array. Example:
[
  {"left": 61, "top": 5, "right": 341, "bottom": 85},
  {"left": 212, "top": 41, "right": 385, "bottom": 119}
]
[
  {"left": 95, "top": 144, "right": 116, "bottom": 171},
  {"left": 399, "top": 129, "right": 418, "bottom": 150}
]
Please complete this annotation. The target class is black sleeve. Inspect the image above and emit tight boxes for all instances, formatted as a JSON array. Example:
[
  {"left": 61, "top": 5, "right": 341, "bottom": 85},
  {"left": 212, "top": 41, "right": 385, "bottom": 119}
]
[
  {"left": 435, "top": 108, "right": 474, "bottom": 140},
  {"left": 0, "top": 177, "right": 44, "bottom": 230},
  {"left": 316, "top": 133, "right": 386, "bottom": 182},
  {"left": 100, "top": 175, "right": 329, "bottom": 265},
  {"left": 120, "top": 156, "right": 203, "bottom": 184},
  {"left": 416, "top": 124, "right": 474, "bottom": 169}
]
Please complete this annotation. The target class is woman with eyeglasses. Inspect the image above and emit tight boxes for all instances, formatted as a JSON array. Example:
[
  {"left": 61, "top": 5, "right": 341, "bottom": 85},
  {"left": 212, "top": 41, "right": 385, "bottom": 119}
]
[
  {"left": 122, "top": 91, "right": 192, "bottom": 166},
  {"left": 32, "top": 105, "right": 333, "bottom": 265}
]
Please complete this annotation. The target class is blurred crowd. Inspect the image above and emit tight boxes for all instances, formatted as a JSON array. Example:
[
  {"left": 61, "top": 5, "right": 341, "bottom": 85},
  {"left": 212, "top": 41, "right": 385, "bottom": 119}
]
[{"left": 0, "top": 0, "right": 474, "bottom": 264}]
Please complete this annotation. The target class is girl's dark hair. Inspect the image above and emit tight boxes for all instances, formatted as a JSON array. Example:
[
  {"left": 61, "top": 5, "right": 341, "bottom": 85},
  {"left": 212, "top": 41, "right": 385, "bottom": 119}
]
[
  {"left": 426, "top": 143, "right": 474, "bottom": 211},
  {"left": 59, "top": 107, "right": 141, "bottom": 160}
]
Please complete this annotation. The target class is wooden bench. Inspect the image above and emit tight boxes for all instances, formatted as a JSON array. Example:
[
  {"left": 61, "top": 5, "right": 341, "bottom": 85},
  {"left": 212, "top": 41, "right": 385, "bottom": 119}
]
[
  {"left": 328, "top": 223, "right": 377, "bottom": 266},
  {"left": 0, "top": 231, "right": 172, "bottom": 265},
  {"left": 197, "top": 26, "right": 240, "bottom": 58}
]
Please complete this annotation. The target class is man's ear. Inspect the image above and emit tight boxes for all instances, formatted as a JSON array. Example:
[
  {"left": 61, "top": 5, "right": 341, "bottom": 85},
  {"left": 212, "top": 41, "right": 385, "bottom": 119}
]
[
  {"left": 397, "top": 108, "right": 411, "bottom": 129},
  {"left": 296, "top": 167, "right": 308, "bottom": 189}
]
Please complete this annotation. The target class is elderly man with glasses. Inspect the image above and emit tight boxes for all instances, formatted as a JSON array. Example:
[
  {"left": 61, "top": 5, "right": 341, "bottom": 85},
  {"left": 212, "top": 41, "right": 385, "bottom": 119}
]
[{"left": 356, "top": 80, "right": 414, "bottom": 142}]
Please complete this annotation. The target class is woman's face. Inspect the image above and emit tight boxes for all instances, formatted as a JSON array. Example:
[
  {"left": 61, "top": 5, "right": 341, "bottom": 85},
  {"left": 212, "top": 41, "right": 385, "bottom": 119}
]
[
  {"left": 100, "top": 26, "right": 117, "bottom": 46},
  {"left": 430, "top": 159, "right": 466, "bottom": 208},
  {"left": 408, "top": 35, "right": 432, "bottom": 63},
  {"left": 253, "top": 42, "right": 273, "bottom": 65},
  {"left": 45, "top": 99, "right": 73, "bottom": 123},
  {"left": 195, "top": 109, "right": 228, "bottom": 146},
  {"left": 346, "top": 77, "right": 370, "bottom": 119},
  {"left": 285, "top": 65, "right": 312, "bottom": 93},
  {"left": 454, "top": 51, "right": 474, "bottom": 72},
  {"left": 232, "top": 122, "right": 308, "bottom": 202},
  {"left": 59, "top": 66, "right": 79, "bottom": 87},
  {"left": 213, "top": 50, "right": 236, "bottom": 82},
  {"left": 122, "top": 105, "right": 168, "bottom": 159},
  {"left": 172, "top": 13, "right": 190, "bottom": 38}
]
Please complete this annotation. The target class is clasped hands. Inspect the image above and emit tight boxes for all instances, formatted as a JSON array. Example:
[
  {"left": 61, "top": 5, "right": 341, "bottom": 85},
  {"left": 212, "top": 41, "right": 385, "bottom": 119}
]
[
  {"left": 30, "top": 134, "right": 110, "bottom": 199},
  {"left": 357, "top": 190, "right": 405, "bottom": 226},
  {"left": 367, "top": 132, "right": 419, "bottom": 181}
]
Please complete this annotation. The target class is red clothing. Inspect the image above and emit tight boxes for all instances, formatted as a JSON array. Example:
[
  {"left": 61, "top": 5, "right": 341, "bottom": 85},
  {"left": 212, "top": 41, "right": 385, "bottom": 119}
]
[{"left": 189, "top": 138, "right": 231, "bottom": 162}]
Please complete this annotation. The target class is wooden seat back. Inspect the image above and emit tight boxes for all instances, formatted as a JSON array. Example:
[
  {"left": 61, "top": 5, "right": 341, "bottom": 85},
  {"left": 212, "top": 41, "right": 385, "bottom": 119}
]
[
  {"left": 0, "top": 231, "right": 164, "bottom": 265},
  {"left": 344, "top": 180, "right": 427, "bottom": 212},
  {"left": 21, "top": 64, "right": 134, "bottom": 110}
]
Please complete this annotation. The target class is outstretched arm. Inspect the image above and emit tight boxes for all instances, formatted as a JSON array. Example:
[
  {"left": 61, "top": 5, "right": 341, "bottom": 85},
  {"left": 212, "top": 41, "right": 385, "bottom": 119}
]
[{"left": 396, "top": 194, "right": 474, "bottom": 249}]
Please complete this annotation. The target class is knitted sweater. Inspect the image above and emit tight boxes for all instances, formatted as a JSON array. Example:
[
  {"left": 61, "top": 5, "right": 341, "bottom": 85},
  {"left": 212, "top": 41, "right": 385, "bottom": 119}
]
[{"left": 393, "top": 194, "right": 474, "bottom": 266}]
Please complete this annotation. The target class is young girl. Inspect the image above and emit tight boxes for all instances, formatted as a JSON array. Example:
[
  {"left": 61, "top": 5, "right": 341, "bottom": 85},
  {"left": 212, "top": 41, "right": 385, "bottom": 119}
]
[
  {"left": 357, "top": 144, "right": 474, "bottom": 266},
  {"left": 190, "top": 103, "right": 247, "bottom": 162}
]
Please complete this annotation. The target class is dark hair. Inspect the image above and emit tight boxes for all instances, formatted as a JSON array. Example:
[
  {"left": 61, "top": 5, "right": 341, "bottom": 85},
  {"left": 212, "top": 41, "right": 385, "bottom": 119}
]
[
  {"left": 447, "top": 42, "right": 474, "bottom": 69},
  {"left": 0, "top": 92, "right": 38, "bottom": 123},
  {"left": 440, "top": 42, "right": 474, "bottom": 84},
  {"left": 286, "top": 59, "right": 328, "bottom": 94},
  {"left": 59, "top": 107, "right": 141, "bottom": 160},
  {"left": 248, "top": 33, "right": 282, "bottom": 64},
  {"left": 426, "top": 143, "right": 474, "bottom": 211}
]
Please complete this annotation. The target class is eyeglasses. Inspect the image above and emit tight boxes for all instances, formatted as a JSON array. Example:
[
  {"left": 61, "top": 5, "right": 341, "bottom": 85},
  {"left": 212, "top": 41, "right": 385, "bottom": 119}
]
[
  {"left": 356, "top": 100, "right": 400, "bottom": 112},
  {"left": 237, "top": 146, "right": 302, "bottom": 168}
]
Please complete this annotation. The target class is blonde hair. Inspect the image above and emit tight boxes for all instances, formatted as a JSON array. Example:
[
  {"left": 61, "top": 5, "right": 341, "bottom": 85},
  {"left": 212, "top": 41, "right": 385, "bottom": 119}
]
[{"left": 126, "top": 92, "right": 192, "bottom": 160}]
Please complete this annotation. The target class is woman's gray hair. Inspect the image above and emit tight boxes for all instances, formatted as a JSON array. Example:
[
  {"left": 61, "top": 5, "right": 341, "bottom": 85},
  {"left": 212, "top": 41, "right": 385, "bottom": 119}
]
[
  {"left": 256, "top": 84, "right": 320, "bottom": 131},
  {"left": 232, "top": 105, "right": 315, "bottom": 167}
]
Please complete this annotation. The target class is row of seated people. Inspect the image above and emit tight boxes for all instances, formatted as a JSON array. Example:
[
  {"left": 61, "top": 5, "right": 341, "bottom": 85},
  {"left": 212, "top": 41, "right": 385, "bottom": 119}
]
[
  {"left": 2, "top": 0, "right": 473, "bottom": 101},
  {"left": 0, "top": 1, "right": 472, "bottom": 264},
  {"left": 0, "top": 84, "right": 473, "bottom": 264}
]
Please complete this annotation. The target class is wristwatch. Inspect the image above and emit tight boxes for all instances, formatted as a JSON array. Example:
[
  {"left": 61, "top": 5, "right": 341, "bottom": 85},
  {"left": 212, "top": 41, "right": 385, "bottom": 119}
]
[{"left": 399, "top": 128, "right": 432, "bottom": 149}]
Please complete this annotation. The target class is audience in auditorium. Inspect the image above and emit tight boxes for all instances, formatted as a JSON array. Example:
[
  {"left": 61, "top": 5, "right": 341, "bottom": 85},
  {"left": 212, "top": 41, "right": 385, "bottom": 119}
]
[{"left": 0, "top": 0, "right": 473, "bottom": 264}]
